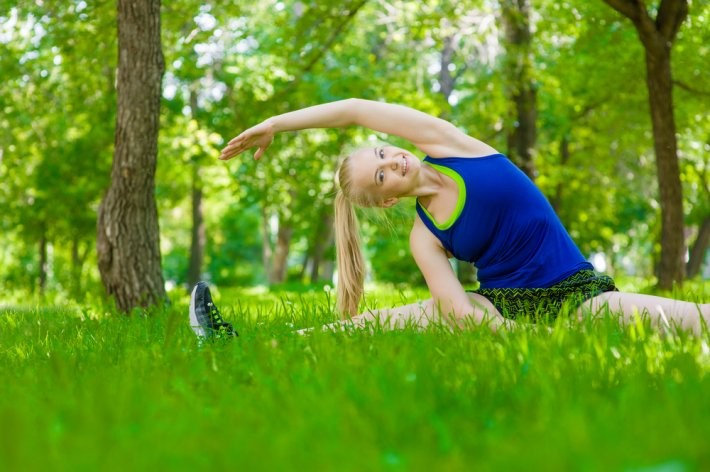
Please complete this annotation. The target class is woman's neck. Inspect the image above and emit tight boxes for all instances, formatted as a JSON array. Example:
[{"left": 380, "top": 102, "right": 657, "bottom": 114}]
[{"left": 408, "top": 162, "right": 447, "bottom": 200}]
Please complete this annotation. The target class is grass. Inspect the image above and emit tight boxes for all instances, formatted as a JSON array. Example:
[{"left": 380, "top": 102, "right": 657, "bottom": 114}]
[{"left": 0, "top": 282, "right": 709, "bottom": 471}]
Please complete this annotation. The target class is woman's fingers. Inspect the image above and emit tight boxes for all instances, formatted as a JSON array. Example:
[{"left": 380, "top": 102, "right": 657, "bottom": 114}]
[
  {"left": 220, "top": 125, "right": 273, "bottom": 160},
  {"left": 254, "top": 147, "right": 264, "bottom": 160},
  {"left": 219, "top": 143, "right": 246, "bottom": 160},
  {"left": 227, "top": 134, "right": 245, "bottom": 146},
  {"left": 218, "top": 139, "right": 260, "bottom": 160}
]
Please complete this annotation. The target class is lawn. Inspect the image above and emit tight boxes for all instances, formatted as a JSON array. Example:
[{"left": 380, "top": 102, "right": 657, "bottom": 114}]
[{"left": 1, "top": 282, "right": 708, "bottom": 471}]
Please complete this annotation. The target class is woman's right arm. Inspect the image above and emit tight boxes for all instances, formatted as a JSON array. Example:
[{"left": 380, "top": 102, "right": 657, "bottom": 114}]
[
  {"left": 219, "top": 98, "right": 496, "bottom": 160},
  {"left": 409, "top": 218, "right": 510, "bottom": 331}
]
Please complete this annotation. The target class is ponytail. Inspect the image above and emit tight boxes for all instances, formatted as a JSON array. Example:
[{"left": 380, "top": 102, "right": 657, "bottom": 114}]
[{"left": 334, "top": 190, "right": 365, "bottom": 319}]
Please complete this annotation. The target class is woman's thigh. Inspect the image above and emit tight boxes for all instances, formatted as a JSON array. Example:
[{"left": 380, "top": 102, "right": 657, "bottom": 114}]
[{"left": 577, "top": 290, "right": 708, "bottom": 333}]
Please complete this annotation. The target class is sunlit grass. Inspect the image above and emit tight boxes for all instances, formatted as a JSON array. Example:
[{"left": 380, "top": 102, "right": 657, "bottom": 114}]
[{"left": 0, "top": 282, "right": 708, "bottom": 470}]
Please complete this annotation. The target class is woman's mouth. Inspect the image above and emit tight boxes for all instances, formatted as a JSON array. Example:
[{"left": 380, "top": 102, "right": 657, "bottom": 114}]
[{"left": 402, "top": 156, "right": 408, "bottom": 176}]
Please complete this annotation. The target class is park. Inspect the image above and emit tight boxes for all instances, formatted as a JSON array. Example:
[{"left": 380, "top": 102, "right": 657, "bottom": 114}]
[{"left": 1, "top": 0, "right": 709, "bottom": 470}]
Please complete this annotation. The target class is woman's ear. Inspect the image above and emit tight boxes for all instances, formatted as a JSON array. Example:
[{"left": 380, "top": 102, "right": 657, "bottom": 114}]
[{"left": 380, "top": 197, "right": 399, "bottom": 208}]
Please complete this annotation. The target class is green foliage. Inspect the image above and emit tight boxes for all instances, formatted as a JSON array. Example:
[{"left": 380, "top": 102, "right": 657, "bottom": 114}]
[
  {"left": 1, "top": 0, "right": 708, "bottom": 299},
  {"left": 0, "top": 2, "right": 115, "bottom": 296},
  {"left": 1, "top": 289, "right": 709, "bottom": 470}
]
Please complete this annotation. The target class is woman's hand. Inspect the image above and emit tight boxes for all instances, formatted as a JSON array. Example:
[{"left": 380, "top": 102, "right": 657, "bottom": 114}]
[{"left": 219, "top": 121, "right": 275, "bottom": 161}]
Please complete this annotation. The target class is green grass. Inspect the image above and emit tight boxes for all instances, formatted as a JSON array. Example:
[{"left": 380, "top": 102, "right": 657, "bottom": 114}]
[{"left": 1, "top": 283, "right": 709, "bottom": 471}]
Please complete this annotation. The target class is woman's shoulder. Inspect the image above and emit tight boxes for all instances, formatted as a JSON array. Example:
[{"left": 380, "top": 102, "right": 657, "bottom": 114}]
[
  {"left": 424, "top": 152, "right": 506, "bottom": 161},
  {"left": 422, "top": 134, "right": 499, "bottom": 159}
]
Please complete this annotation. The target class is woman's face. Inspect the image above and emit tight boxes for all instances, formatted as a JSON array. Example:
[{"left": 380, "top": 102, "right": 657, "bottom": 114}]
[{"left": 348, "top": 145, "right": 421, "bottom": 205}]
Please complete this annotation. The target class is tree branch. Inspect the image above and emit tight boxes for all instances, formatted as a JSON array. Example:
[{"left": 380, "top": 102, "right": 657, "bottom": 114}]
[
  {"left": 602, "top": 0, "right": 640, "bottom": 21},
  {"left": 270, "top": 0, "right": 368, "bottom": 103},
  {"left": 656, "top": 0, "right": 688, "bottom": 42},
  {"left": 301, "top": 0, "right": 368, "bottom": 73},
  {"left": 673, "top": 79, "right": 710, "bottom": 97}
]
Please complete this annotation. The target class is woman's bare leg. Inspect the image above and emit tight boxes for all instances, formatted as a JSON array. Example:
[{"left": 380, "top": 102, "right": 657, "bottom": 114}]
[
  {"left": 298, "top": 293, "right": 504, "bottom": 334},
  {"left": 578, "top": 291, "right": 710, "bottom": 335}
]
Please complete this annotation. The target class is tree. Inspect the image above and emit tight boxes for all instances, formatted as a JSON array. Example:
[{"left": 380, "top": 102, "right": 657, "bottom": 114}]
[
  {"left": 602, "top": 0, "right": 688, "bottom": 289},
  {"left": 97, "top": 0, "right": 166, "bottom": 311},
  {"left": 186, "top": 88, "right": 206, "bottom": 288},
  {"left": 500, "top": 0, "right": 537, "bottom": 180}
]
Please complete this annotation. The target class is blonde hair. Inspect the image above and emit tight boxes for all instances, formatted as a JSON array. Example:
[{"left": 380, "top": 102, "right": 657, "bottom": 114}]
[{"left": 334, "top": 152, "right": 380, "bottom": 318}]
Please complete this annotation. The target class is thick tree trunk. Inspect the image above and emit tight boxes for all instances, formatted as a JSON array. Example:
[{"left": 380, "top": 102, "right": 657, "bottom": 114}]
[
  {"left": 97, "top": 0, "right": 166, "bottom": 312},
  {"left": 687, "top": 216, "right": 710, "bottom": 279},
  {"left": 602, "top": 0, "right": 688, "bottom": 290},
  {"left": 500, "top": 0, "right": 537, "bottom": 180},
  {"left": 645, "top": 47, "right": 686, "bottom": 287},
  {"left": 187, "top": 164, "right": 205, "bottom": 288}
]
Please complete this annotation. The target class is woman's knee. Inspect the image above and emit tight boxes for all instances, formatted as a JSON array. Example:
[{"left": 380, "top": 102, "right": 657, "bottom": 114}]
[
  {"left": 576, "top": 291, "right": 619, "bottom": 320},
  {"left": 465, "top": 293, "right": 503, "bottom": 321}
]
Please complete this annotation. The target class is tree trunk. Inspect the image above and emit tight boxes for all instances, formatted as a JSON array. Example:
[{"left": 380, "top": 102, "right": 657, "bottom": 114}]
[
  {"left": 645, "top": 47, "right": 686, "bottom": 288},
  {"left": 97, "top": 0, "right": 166, "bottom": 312},
  {"left": 260, "top": 205, "right": 273, "bottom": 281},
  {"left": 320, "top": 260, "right": 335, "bottom": 284},
  {"left": 603, "top": 0, "right": 688, "bottom": 289},
  {"left": 439, "top": 34, "right": 456, "bottom": 99},
  {"left": 687, "top": 216, "right": 710, "bottom": 279},
  {"left": 71, "top": 237, "right": 82, "bottom": 297},
  {"left": 38, "top": 232, "right": 47, "bottom": 295},
  {"left": 500, "top": 0, "right": 537, "bottom": 180},
  {"left": 551, "top": 135, "right": 571, "bottom": 214},
  {"left": 187, "top": 88, "right": 205, "bottom": 289},
  {"left": 308, "top": 207, "right": 335, "bottom": 283},
  {"left": 269, "top": 220, "right": 293, "bottom": 284},
  {"left": 187, "top": 164, "right": 205, "bottom": 288},
  {"left": 456, "top": 261, "right": 478, "bottom": 287},
  {"left": 437, "top": 33, "right": 478, "bottom": 285}
]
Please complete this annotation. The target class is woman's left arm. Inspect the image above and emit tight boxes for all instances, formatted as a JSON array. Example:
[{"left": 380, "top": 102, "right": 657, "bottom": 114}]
[
  {"left": 219, "top": 98, "right": 496, "bottom": 161},
  {"left": 344, "top": 99, "right": 496, "bottom": 157}
]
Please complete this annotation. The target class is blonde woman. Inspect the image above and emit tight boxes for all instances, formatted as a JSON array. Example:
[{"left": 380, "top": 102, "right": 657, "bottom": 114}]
[{"left": 189, "top": 99, "right": 708, "bottom": 338}]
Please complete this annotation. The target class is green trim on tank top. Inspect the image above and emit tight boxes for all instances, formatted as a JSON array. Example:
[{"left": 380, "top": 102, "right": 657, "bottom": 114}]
[{"left": 416, "top": 161, "right": 467, "bottom": 230}]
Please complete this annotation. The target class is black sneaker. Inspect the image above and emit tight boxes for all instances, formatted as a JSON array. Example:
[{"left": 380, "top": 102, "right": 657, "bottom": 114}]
[{"left": 189, "top": 282, "right": 238, "bottom": 339}]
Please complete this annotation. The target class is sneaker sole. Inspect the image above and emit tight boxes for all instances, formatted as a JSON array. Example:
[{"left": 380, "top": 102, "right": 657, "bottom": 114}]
[{"left": 189, "top": 284, "right": 207, "bottom": 338}]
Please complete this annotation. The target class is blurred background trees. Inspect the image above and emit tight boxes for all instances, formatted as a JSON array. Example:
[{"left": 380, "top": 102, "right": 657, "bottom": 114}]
[{"left": 0, "top": 0, "right": 707, "bottom": 307}]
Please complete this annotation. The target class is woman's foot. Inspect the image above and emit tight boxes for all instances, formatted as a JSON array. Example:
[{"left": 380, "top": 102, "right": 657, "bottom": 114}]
[{"left": 189, "top": 282, "right": 238, "bottom": 339}]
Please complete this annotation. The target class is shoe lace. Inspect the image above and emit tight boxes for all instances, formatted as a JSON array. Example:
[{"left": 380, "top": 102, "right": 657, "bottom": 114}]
[
  {"left": 207, "top": 302, "right": 225, "bottom": 325},
  {"left": 207, "top": 302, "right": 236, "bottom": 335}
]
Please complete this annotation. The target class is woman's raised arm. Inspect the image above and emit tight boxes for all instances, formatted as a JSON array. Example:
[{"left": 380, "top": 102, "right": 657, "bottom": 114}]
[{"left": 219, "top": 98, "right": 496, "bottom": 160}]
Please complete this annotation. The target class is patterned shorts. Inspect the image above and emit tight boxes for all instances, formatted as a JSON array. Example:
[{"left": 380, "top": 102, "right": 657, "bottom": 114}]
[{"left": 470, "top": 270, "right": 617, "bottom": 321}]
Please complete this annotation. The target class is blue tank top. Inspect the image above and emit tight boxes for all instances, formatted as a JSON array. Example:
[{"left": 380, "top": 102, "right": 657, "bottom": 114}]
[{"left": 415, "top": 154, "right": 592, "bottom": 288}]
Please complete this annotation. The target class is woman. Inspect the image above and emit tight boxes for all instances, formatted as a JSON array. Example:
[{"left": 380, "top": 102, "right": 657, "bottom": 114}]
[{"left": 200, "top": 98, "right": 708, "bottom": 336}]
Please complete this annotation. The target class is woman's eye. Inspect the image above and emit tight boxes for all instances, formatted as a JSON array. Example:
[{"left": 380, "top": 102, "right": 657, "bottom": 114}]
[
  {"left": 378, "top": 170, "right": 384, "bottom": 183},
  {"left": 379, "top": 149, "right": 385, "bottom": 159}
]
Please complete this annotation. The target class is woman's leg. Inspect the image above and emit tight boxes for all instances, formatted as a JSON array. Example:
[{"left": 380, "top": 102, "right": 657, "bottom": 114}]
[
  {"left": 299, "top": 293, "right": 504, "bottom": 334},
  {"left": 578, "top": 291, "right": 710, "bottom": 335},
  {"left": 349, "top": 299, "right": 437, "bottom": 330}
]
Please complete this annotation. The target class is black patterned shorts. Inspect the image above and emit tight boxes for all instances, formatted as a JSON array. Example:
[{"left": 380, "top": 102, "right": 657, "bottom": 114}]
[{"left": 470, "top": 270, "right": 617, "bottom": 320}]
